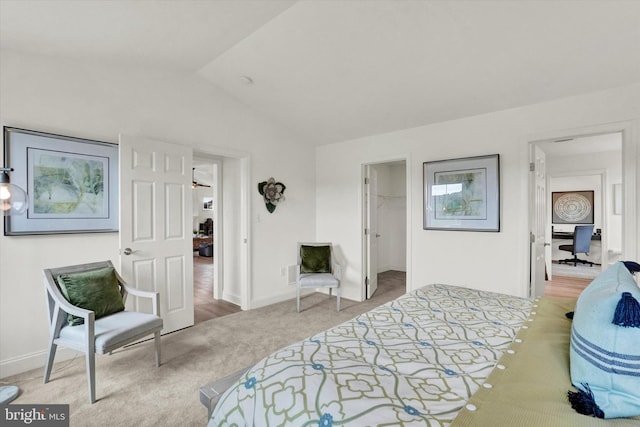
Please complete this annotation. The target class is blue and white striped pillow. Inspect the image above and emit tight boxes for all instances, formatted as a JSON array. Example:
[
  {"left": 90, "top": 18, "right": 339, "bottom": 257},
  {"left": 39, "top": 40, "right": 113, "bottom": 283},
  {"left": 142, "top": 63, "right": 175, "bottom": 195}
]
[{"left": 569, "top": 261, "right": 640, "bottom": 418}]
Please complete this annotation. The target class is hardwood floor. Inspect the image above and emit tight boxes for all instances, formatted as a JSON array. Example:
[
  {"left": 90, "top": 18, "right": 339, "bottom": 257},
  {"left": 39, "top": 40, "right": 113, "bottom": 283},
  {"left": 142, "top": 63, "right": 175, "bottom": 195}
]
[
  {"left": 194, "top": 254, "right": 241, "bottom": 324},
  {"left": 544, "top": 274, "right": 592, "bottom": 299}
]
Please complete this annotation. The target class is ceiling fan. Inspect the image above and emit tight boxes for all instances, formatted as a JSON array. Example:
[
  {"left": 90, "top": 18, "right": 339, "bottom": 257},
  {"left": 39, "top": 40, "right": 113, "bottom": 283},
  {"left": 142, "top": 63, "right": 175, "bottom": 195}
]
[{"left": 192, "top": 168, "right": 211, "bottom": 189}]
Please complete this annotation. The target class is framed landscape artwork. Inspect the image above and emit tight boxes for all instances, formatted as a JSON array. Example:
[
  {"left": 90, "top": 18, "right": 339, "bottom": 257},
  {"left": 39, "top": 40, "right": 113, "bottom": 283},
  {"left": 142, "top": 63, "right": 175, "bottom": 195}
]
[
  {"left": 3, "top": 127, "right": 119, "bottom": 235},
  {"left": 551, "top": 190, "right": 594, "bottom": 224},
  {"left": 423, "top": 154, "right": 500, "bottom": 231}
]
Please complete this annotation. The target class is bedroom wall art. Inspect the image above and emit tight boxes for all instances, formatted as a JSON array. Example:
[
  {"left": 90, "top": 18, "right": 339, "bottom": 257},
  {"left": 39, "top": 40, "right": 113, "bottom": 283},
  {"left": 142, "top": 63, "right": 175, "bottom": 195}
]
[
  {"left": 551, "top": 190, "right": 594, "bottom": 224},
  {"left": 3, "top": 127, "right": 119, "bottom": 235},
  {"left": 423, "top": 154, "right": 500, "bottom": 231},
  {"left": 258, "top": 177, "right": 286, "bottom": 213}
]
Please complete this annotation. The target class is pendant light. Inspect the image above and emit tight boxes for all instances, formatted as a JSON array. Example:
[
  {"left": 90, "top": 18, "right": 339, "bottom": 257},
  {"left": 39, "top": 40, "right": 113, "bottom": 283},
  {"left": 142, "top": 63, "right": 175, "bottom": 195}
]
[{"left": 0, "top": 167, "right": 28, "bottom": 215}]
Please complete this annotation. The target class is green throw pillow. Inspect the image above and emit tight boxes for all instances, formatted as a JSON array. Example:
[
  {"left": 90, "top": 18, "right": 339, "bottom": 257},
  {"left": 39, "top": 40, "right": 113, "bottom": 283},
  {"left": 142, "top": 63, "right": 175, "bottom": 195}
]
[
  {"left": 300, "top": 245, "right": 331, "bottom": 274},
  {"left": 57, "top": 267, "right": 125, "bottom": 326}
]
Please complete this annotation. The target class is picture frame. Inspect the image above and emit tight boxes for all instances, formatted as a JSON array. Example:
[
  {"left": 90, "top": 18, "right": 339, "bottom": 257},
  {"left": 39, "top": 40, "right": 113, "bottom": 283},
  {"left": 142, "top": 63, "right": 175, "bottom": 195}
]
[
  {"left": 423, "top": 154, "right": 500, "bottom": 231},
  {"left": 3, "top": 127, "right": 119, "bottom": 235},
  {"left": 551, "top": 190, "right": 594, "bottom": 224},
  {"left": 203, "top": 197, "right": 213, "bottom": 210}
]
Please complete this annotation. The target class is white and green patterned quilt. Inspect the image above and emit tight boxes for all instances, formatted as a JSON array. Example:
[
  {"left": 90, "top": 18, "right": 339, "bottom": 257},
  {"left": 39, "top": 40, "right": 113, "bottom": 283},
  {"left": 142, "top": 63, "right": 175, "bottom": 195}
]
[{"left": 209, "top": 284, "right": 532, "bottom": 426}]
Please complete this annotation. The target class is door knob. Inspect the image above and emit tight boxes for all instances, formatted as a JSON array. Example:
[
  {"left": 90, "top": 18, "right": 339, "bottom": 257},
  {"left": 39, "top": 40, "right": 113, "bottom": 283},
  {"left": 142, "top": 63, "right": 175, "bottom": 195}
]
[{"left": 122, "top": 248, "right": 136, "bottom": 255}]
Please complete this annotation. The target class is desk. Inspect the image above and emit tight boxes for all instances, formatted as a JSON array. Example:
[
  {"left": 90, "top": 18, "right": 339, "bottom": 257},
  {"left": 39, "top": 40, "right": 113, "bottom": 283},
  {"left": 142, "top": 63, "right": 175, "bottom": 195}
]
[
  {"left": 552, "top": 232, "right": 601, "bottom": 241},
  {"left": 193, "top": 236, "right": 213, "bottom": 250}
]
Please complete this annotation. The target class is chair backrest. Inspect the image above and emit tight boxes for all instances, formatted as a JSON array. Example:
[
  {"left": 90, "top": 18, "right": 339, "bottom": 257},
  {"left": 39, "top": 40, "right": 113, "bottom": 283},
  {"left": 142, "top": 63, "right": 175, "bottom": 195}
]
[
  {"left": 573, "top": 225, "right": 594, "bottom": 254},
  {"left": 43, "top": 260, "right": 125, "bottom": 324},
  {"left": 297, "top": 242, "right": 333, "bottom": 272}
]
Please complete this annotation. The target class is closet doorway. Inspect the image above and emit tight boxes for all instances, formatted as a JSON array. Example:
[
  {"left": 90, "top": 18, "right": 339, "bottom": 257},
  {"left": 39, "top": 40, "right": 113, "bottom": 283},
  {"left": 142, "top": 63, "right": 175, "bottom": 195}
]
[{"left": 362, "top": 160, "right": 408, "bottom": 300}]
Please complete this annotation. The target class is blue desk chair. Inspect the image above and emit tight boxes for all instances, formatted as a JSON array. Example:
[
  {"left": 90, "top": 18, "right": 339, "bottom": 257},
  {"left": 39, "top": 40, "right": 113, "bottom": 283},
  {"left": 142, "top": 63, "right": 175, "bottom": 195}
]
[{"left": 558, "top": 225, "right": 595, "bottom": 267}]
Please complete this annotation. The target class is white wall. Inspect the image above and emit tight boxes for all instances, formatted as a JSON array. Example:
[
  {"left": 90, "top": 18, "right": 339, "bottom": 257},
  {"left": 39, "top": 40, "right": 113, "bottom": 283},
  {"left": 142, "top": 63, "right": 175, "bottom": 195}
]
[
  {"left": 0, "top": 50, "right": 317, "bottom": 377},
  {"left": 316, "top": 84, "right": 640, "bottom": 302},
  {"left": 193, "top": 186, "right": 214, "bottom": 232}
]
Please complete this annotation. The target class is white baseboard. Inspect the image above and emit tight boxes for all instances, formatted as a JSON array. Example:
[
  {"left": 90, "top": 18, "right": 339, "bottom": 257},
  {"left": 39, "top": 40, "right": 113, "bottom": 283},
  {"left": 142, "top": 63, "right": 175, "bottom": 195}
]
[
  {"left": 221, "top": 291, "right": 241, "bottom": 306},
  {"left": 250, "top": 288, "right": 313, "bottom": 310},
  {"left": 0, "top": 347, "right": 78, "bottom": 379},
  {"left": 378, "top": 265, "right": 406, "bottom": 273}
]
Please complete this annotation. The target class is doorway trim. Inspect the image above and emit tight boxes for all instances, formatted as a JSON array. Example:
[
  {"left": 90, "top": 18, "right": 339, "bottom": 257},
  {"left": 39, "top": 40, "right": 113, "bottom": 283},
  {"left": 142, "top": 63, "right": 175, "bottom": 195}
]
[
  {"left": 524, "top": 120, "right": 638, "bottom": 297},
  {"left": 360, "top": 155, "right": 412, "bottom": 301}
]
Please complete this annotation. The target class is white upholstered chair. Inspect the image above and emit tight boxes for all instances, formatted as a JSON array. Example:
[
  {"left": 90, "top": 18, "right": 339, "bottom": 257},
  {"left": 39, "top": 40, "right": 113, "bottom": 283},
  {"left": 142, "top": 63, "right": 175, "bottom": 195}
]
[
  {"left": 43, "top": 261, "right": 163, "bottom": 403},
  {"left": 296, "top": 242, "right": 341, "bottom": 312}
]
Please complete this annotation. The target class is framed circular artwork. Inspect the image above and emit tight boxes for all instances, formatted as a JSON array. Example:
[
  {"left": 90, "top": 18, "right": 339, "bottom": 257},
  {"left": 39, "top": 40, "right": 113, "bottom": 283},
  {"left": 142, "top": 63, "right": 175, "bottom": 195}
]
[{"left": 552, "top": 191, "right": 594, "bottom": 224}]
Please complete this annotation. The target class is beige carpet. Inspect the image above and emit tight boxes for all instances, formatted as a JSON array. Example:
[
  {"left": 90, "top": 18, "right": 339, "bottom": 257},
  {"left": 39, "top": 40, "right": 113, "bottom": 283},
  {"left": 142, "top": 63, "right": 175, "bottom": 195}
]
[{"left": 3, "top": 273, "right": 405, "bottom": 426}]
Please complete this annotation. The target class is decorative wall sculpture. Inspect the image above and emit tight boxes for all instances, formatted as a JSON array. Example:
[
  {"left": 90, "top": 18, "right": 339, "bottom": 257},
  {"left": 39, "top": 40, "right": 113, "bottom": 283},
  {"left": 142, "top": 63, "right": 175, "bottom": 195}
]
[{"left": 258, "top": 177, "right": 286, "bottom": 213}]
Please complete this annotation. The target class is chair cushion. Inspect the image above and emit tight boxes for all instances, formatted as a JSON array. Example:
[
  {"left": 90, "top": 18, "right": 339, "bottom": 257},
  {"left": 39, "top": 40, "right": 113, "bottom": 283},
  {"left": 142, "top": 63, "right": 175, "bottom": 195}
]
[
  {"left": 568, "top": 262, "right": 640, "bottom": 418},
  {"left": 57, "top": 267, "right": 125, "bottom": 326},
  {"left": 59, "top": 311, "right": 163, "bottom": 353},
  {"left": 300, "top": 245, "right": 331, "bottom": 273},
  {"left": 299, "top": 273, "right": 338, "bottom": 288}
]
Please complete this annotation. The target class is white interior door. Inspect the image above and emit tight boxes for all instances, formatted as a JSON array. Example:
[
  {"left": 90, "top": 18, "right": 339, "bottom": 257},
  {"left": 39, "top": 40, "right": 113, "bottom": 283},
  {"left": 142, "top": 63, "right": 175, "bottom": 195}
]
[
  {"left": 365, "top": 165, "right": 379, "bottom": 299},
  {"left": 530, "top": 144, "right": 548, "bottom": 297},
  {"left": 119, "top": 134, "right": 194, "bottom": 333}
]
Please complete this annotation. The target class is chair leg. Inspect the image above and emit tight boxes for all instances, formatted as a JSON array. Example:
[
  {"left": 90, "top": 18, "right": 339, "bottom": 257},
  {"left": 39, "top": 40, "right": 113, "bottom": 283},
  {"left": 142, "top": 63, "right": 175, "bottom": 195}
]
[
  {"left": 43, "top": 341, "right": 57, "bottom": 384},
  {"left": 86, "top": 352, "right": 96, "bottom": 404},
  {"left": 296, "top": 285, "right": 301, "bottom": 313},
  {"left": 336, "top": 287, "right": 341, "bottom": 312},
  {"left": 154, "top": 331, "right": 161, "bottom": 367}
]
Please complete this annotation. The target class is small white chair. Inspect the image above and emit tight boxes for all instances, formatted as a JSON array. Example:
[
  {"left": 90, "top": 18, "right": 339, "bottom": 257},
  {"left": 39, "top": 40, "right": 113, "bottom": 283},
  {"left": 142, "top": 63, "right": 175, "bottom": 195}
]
[
  {"left": 43, "top": 261, "right": 163, "bottom": 403},
  {"left": 296, "top": 242, "right": 341, "bottom": 312}
]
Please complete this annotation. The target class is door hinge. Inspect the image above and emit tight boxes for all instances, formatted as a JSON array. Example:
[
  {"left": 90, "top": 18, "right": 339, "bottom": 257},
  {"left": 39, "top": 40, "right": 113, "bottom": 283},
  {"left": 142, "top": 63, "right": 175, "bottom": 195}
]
[
  {"left": 364, "top": 228, "right": 369, "bottom": 235},
  {"left": 365, "top": 276, "right": 369, "bottom": 287},
  {"left": 529, "top": 162, "right": 535, "bottom": 172},
  {"left": 364, "top": 177, "right": 369, "bottom": 185},
  {"left": 530, "top": 232, "right": 535, "bottom": 243}
]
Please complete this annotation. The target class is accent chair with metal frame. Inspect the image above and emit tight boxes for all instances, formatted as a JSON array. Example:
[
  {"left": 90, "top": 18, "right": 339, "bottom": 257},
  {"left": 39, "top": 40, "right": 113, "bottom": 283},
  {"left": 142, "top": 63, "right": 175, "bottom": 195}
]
[
  {"left": 296, "top": 242, "right": 341, "bottom": 312},
  {"left": 43, "top": 260, "right": 163, "bottom": 403},
  {"left": 558, "top": 225, "right": 595, "bottom": 267}
]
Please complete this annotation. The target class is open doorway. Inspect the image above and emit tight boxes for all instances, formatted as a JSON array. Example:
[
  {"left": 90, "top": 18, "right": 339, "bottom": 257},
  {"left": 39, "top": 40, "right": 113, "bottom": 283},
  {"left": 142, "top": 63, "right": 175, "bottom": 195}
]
[
  {"left": 363, "top": 160, "right": 408, "bottom": 300},
  {"left": 529, "top": 131, "right": 623, "bottom": 297},
  {"left": 192, "top": 157, "right": 240, "bottom": 323}
]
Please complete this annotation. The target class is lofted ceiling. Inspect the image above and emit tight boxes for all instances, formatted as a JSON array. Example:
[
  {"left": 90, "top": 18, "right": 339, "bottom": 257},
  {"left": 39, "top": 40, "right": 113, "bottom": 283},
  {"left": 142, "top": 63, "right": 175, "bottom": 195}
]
[{"left": 1, "top": 0, "right": 639, "bottom": 146}]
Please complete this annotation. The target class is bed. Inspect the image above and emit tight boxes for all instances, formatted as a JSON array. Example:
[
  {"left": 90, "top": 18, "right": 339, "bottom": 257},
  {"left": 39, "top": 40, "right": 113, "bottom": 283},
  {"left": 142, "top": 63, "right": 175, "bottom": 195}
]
[{"left": 201, "top": 282, "right": 640, "bottom": 426}]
